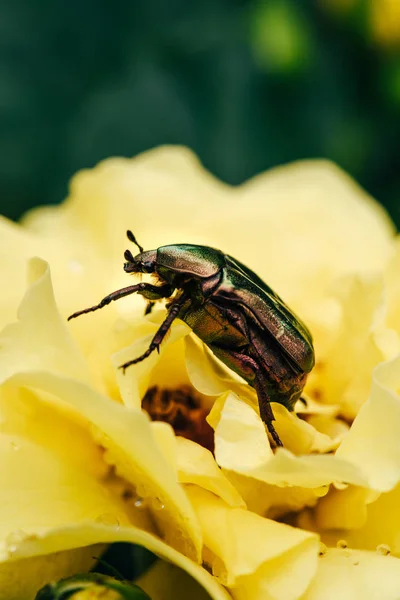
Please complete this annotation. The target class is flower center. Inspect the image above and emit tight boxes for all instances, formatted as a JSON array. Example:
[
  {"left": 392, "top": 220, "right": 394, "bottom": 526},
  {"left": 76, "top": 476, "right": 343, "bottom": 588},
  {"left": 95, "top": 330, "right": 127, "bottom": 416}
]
[{"left": 142, "top": 386, "right": 214, "bottom": 452}]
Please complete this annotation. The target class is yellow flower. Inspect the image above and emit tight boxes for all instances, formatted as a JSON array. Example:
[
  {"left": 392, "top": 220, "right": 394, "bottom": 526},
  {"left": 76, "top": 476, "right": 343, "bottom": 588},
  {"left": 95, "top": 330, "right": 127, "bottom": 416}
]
[{"left": 1, "top": 146, "right": 400, "bottom": 599}]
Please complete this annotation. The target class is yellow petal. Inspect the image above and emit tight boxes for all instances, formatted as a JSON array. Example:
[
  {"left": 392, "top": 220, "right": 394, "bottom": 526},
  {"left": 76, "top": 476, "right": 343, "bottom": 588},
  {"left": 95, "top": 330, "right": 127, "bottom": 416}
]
[
  {"left": 310, "top": 274, "right": 398, "bottom": 417},
  {"left": 185, "top": 336, "right": 253, "bottom": 406},
  {"left": 0, "top": 257, "right": 202, "bottom": 558},
  {"left": 176, "top": 437, "right": 245, "bottom": 508},
  {"left": 22, "top": 151, "right": 393, "bottom": 294},
  {"left": 0, "top": 386, "right": 146, "bottom": 542},
  {"left": 213, "top": 392, "right": 273, "bottom": 469},
  {"left": 294, "top": 396, "right": 340, "bottom": 417},
  {"left": 187, "top": 487, "right": 319, "bottom": 600},
  {"left": 0, "top": 523, "right": 231, "bottom": 600},
  {"left": 0, "top": 383, "right": 154, "bottom": 599},
  {"left": 234, "top": 160, "right": 393, "bottom": 302},
  {"left": 214, "top": 393, "right": 366, "bottom": 488},
  {"left": 113, "top": 314, "right": 192, "bottom": 408},
  {"left": 247, "top": 450, "right": 366, "bottom": 489},
  {"left": 225, "top": 471, "right": 327, "bottom": 520},
  {"left": 150, "top": 422, "right": 245, "bottom": 508},
  {"left": 272, "top": 404, "right": 340, "bottom": 454},
  {"left": 315, "top": 483, "right": 400, "bottom": 557},
  {"left": 305, "top": 415, "right": 349, "bottom": 447},
  {"left": 384, "top": 237, "right": 400, "bottom": 334},
  {"left": 24, "top": 147, "right": 228, "bottom": 257},
  {"left": 0, "top": 258, "right": 89, "bottom": 385},
  {"left": 150, "top": 421, "right": 178, "bottom": 475},
  {"left": 336, "top": 354, "right": 400, "bottom": 492},
  {"left": 212, "top": 392, "right": 339, "bottom": 459},
  {"left": 313, "top": 485, "right": 377, "bottom": 531},
  {"left": 302, "top": 548, "right": 400, "bottom": 600},
  {"left": 5, "top": 370, "right": 202, "bottom": 561},
  {"left": 0, "top": 217, "right": 45, "bottom": 331}
]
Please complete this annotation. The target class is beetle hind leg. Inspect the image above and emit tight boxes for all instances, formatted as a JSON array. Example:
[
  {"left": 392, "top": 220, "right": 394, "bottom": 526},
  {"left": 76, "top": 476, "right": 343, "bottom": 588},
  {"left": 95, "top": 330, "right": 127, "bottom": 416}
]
[
  {"left": 208, "top": 345, "right": 283, "bottom": 447},
  {"left": 254, "top": 373, "right": 283, "bottom": 447}
]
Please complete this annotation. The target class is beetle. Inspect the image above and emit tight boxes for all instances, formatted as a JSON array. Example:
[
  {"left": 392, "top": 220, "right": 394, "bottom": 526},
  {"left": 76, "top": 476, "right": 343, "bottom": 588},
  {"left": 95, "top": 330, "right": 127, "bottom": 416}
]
[{"left": 68, "top": 231, "right": 315, "bottom": 447}]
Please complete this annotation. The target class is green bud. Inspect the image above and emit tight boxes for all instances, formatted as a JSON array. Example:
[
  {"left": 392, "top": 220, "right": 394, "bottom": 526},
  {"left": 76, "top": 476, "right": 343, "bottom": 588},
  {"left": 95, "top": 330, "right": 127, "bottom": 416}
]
[{"left": 35, "top": 573, "right": 151, "bottom": 600}]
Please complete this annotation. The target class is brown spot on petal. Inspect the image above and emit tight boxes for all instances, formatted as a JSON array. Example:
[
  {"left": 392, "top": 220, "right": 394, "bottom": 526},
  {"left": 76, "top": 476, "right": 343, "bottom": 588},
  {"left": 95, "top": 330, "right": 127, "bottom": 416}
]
[
  {"left": 310, "top": 388, "right": 323, "bottom": 401},
  {"left": 314, "top": 361, "right": 325, "bottom": 373},
  {"left": 142, "top": 386, "right": 214, "bottom": 453}
]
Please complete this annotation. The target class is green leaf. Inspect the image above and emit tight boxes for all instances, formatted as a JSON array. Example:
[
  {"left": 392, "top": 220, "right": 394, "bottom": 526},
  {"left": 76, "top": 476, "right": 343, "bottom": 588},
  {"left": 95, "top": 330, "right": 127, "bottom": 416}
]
[{"left": 35, "top": 573, "right": 151, "bottom": 600}]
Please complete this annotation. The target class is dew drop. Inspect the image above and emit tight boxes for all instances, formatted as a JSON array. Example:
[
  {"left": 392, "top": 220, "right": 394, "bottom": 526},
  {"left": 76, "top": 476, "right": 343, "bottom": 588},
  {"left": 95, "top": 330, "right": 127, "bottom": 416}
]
[
  {"left": 10, "top": 442, "right": 19, "bottom": 451},
  {"left": 319, "top": 542, "right": 327, "bottom": 556},
  {"left": 6, "top": 530, "right": 31, "bottom": 553},
  {"left": 376, "top": 544, "right": 391, "bottom": 556},
  {"left": 134, "top": 497, "right": 146, "bottom": 509},
  {"left": 337, "top": 539, "right": 348, "bottom": 549},
  {"left": 95, "top": 513, "right": 120, "bottom": 528},
  {"left": 153, "top": 498, "right": 165, "bottom": 511}
]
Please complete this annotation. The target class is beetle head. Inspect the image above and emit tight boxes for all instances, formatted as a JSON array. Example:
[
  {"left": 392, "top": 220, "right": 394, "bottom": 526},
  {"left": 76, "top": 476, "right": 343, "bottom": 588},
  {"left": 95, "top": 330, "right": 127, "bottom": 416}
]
[
  {"left": 123, "top": 230, "right": 157, "bottom": 274},
  {"left": 124, "top": 248, "right": 157, "bottom": 274}
]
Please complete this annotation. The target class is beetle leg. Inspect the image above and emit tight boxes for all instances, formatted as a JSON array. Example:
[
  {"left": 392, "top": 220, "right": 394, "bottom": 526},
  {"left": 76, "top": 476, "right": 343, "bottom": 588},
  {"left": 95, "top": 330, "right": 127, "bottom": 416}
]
[
  {"left": 68, "top": 283, "right": 173, "bottom": 321},
  {"left": 119, "top": 294, "right": 187, "bottom": 373},
  {"left": 254, "top": 373, "right": 283, "bottom": 447},
  {"left": 207, "top": 344, "right": 283, "bottom": 447}
]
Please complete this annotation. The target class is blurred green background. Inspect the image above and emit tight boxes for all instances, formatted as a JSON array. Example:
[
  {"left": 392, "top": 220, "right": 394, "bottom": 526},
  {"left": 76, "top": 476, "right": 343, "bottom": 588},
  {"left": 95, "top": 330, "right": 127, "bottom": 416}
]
[{"left": 1, "top": 0, "right": 399, "bottom": 225}]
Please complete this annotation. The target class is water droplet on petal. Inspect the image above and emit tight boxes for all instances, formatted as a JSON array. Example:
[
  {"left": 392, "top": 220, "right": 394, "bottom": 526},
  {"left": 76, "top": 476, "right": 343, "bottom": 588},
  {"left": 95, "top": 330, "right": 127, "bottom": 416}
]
[
  {"left": 10, "top": 442, "right": 19, "bottom": 451},
  {"left": 153, "top": 498, "right": 165, "bottom": 510},
  {"left": 337, "top": 539, "right": 348, "bottom": 549},
  {"left": 376, "top": 544, "right": 391, "bottom": 556},
  {"left": 6, "top": 530, "right": 31, "bottom": 553},
  {"left": 134, "top": 497, "right": 146, "bottom": 509},
  {"left": 95, "top": 513, "right": 120, "bottom": 528},
  {"left": 319, "top": 542, "right": 327, "bottom": 556}
]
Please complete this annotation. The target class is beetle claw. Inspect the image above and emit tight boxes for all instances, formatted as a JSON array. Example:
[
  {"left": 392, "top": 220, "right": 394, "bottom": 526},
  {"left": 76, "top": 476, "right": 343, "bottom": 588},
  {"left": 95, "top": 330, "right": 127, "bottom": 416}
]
[{"left": 268, "top": 424, "right": 284, "bottom": 447}]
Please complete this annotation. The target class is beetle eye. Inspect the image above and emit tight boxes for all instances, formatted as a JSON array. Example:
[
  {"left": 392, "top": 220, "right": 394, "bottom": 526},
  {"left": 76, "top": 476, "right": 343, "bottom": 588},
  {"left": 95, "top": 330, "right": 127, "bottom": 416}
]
[{"left": 124, "top": 249, "right": 135, "bottom": 262}]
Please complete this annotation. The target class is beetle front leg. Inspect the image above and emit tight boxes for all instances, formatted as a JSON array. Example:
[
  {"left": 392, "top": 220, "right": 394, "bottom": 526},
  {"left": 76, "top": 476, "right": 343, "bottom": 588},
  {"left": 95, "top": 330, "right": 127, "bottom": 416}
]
[
  {"left": 68, "top": 283, "right": 174, "bottom": 321},
  {"left": 119, "top": 294, "right": 187, "bottom": 372}
]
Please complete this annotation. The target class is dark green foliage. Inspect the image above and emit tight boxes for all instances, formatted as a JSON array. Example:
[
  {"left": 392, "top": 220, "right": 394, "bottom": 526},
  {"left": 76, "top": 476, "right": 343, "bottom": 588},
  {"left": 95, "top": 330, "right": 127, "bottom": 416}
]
[
  {"left": 0, "top": 0, "right": 399, "bottom": 224},
  {"left": 35, "top": 572, "right": 151, "bottom": 599}
]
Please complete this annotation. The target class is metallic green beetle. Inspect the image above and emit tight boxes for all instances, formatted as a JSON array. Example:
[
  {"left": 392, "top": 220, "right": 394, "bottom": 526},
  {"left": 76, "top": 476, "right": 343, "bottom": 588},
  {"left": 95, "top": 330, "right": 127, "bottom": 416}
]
[{"left": 69, "top": 231, "right": 315, "bottom": 447}]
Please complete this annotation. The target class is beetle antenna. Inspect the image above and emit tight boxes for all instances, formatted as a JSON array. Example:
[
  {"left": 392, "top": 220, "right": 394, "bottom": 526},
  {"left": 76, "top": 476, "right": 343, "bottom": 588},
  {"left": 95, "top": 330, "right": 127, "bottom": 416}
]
[
  {"left": 124, "top": 249, "right": 135, "bottom": 262},
  {"left": 127, "top": 230, "right": 144, "bottom": 254}
]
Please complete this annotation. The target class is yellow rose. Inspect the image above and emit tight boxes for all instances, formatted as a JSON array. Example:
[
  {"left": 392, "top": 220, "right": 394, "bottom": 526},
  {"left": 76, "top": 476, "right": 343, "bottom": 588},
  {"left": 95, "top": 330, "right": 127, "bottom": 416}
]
[{"left": 1, "top": 146, "right": 400, "bottom": 599}]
